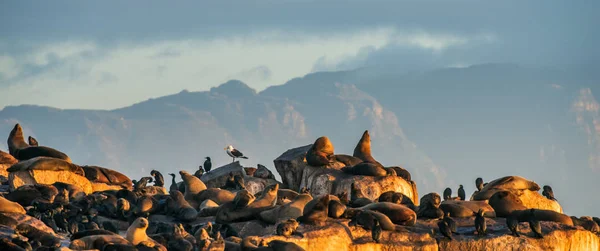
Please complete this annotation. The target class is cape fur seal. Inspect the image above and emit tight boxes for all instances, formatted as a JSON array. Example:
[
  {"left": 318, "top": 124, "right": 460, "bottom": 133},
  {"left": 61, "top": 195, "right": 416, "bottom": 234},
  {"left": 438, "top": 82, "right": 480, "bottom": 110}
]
[
  {"left": 169, "top": 190, "right": 199, "bottom": 222},
  {"left": 387, "top": 166, "right": 411, "bottom": 181},
  {"left": 259, "top": 193, "right": 313, "bottom": 224},
  {"left": 342, "top": 162, "right": 393, "bottom": 177},
  {"left": 5, "top": 184, "right": 58, "bottom": 206},
  {"left": 7, "top": 157, "right": 84, "bottom": 176},
  {"left": 126, "top": 217, "right": 167, "bottom": 251},
  {"left": 7, "top": 124, "right": 71, "bottom": 162},
  {"left": 81, "top": 165, "right": 132, "bottom": 190},
  {"left": 353, "top": 130, "right": 383, "bottom": 167},
  {"left": 193, "top": 188, "right": 236, "bottom": 205},
  {"left": 28, "top": 136, "right": 38, "bottom": 146},
  {"left": 416, "top": 193, "right": 444, "bottom": 219},
  {"left": 334, "top": 154, "right": 363, "bottom": 167},
  {"left": 344, "top": 202, "right": 416, "bottom": 226},
  {"left": 0, "top": 196, "right": 26, "bottom": 214},
  {"left": 305, "top": 136, "right": 335, "bottom": 166},
  {"left": 179, "top": 170, "right": 207, "bottom": 207},
  {"left": 473, "top": 176, "right": 541, "bottom": 201},
  {"left": 0, "top": 150, "right": 18, "bottom": 165},
  {"left": 440, "top": 200, "right": 496, "bottom": 218},
  {"left": 216, "top": 184, "right": 278, "bottom": 223},
  {"left": 488, "top": 191, "right": 527, "bottom": 217},
  {"left": 298, "top": 195, "right": 330, "bottom": 225},
  {"left": 69, "top": 235, "right": 130, "bottom": 250}
]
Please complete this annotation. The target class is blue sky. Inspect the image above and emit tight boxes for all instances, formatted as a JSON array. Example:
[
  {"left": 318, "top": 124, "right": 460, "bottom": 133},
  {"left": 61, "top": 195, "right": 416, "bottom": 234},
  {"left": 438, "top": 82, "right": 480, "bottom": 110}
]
[{"left": 0, "top": 0, "right": 597, "bottom": 109}]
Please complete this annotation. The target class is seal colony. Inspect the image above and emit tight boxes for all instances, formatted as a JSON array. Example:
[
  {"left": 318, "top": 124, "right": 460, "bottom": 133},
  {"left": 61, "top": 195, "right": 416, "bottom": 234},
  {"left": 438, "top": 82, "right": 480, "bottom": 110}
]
[{"left": 0, "top": 125, "right": 598, "bottom": 250}]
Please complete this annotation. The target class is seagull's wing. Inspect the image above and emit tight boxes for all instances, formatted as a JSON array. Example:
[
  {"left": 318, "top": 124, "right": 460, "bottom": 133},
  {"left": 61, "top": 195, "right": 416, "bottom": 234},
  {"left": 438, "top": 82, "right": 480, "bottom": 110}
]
[{"left": 231, "top": 149, "right": 244, "bottom": 157}]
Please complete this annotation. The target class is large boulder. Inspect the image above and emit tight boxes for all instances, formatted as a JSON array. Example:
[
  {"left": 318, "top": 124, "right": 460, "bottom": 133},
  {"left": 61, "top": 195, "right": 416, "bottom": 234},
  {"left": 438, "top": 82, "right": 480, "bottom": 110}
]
[
  {"left": 274, "top": 145, "right": 419, "bottom": 205},
  {"left": 200, "top": 161, "right": 280, "bottom": 195}
]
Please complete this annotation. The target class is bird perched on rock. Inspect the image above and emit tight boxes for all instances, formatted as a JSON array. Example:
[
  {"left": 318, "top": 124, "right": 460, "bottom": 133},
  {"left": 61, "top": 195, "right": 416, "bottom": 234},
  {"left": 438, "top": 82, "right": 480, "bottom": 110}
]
[
  {"left": 542, "top": 185, "right": 556, "bottom": 201},
  {"left": 204, "top": 157, "right": 212, "bottom": 172},
  {"left": 437, "top": 219, "right": 452, "bottom": 240},
  {"left": 225, "top": 145, "right": 248, "bottom": 162},
  {"left": 475, "top": 209, "right": 486, "bottom": 236},
  {"left": 443, "top": 212, "right": 457, "bottom": 234},
  {"left": 457, "top": 185, "right": 465, "bottom": 201},
  {"left": 443, "top": 188, "right": 452, "bottom": 201},
  {"left": 372, "top": 218, "right": 381, "bottom": 243},
  {"left": 475, "top": 177, "right": 484, "bottom": 191}
]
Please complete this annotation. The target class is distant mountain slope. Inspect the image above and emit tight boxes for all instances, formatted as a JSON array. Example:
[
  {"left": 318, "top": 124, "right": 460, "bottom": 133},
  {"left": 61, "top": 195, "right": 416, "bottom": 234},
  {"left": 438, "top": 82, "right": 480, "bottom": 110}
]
[{"left": 1, "top": 63, "right": 597, "bottom": 215}]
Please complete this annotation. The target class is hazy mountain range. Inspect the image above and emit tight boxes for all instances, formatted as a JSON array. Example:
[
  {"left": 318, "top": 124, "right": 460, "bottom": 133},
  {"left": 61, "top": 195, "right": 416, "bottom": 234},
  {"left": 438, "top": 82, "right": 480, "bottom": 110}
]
[{"left": 1, "top": 63, "right": 598, "bottom": 216}]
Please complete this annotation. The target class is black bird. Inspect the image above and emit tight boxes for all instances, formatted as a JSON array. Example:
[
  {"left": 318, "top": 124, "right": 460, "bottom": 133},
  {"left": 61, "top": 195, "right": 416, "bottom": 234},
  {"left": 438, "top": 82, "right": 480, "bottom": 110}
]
[
  {"left": 542, "top": 185, "right": 556, "bottom": 201},
  {"left": 225, "top": 145, "right": 248, "bottom": 163},
  {"left": 372, "top": 218, "right": 382, "bottom": 243},
  {"left": 151, "top": 170, "right": 164, "bottom": 187},
  {"left": 194, "top": 166, "right": 205, "bottom": 178},
  {"left": 474, "top": 209, "right": 486, "bottom": 236},
  {"left": 475, "top": 177, "right": 484, "bottom": 191},
  {"left": 437, "top": 219, "right": 452, "bottom": 240},
  {"left": 204, "top": 157, "right": 212, "bottom": 172},
  {"left": 443, "top": 212, "right": 457, "bottom": 234},
  {"left": 443, "top": 187, "right": 452, "bottom": 201},
  {"left": 507, "top": 215, "right": 520, "bottom": 237},
  {"left": 169, "top": 173, "right": 178, "bottom": 192},
  {"left": 457, "top": 185, "right": 465, "bottom": 201}
]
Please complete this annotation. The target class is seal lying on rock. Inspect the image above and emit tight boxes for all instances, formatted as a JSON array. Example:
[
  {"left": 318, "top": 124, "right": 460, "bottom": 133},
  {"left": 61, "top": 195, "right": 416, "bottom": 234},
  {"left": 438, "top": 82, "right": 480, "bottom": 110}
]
[
  {"left": 7, "top": 157, "right": 84, "bottom": 176},
  {"left": 440, "top": 200, "right": 496, "bottom": 218},
  {"left": 81, "top": 165, "right": 132, "bottom": 190},
  {"left": 473, "top": 176, "right": 541, "bottom": 201},
  {"left": 179, "top": 170, "right": 207, "bottom": 208},
  {"left": 216, "top": 184, "right": 278, "bottom": 223},
  {"left": 344, "top": 202, "right": 416, "bottom": 226},
  {"left": 259, "top": 193, "right": 313, "bottom": 224},
  {"left": 70, "top": 234, "right": 131, "bottom": 250},
  {"left": 193, "top": 188, "right": 236, "bottom": 206},
  {"left": 353, "top": 130, "right": 383, "bottom": 167},
  {"left": 297, "top": 195, "right": 330, "bottom": 225},
  {"left": 342, "top": 162, "right": 394, "bottom": 177},
  {"left": 333, "top": 154, "right": 363, "bottom": 167},
  {"left": 7, "top": 124, "right": 71, "bottom": 163},
  {"left": 0, "top": 196, "right": 26, "bottom": 214},
  {"left": 488, "top": 191, "right": 527, "bottom": 217},
  {"left": 305, "top": 136, "right": 335, "bottom": 166},
  {"left": 416, "top": 193, "right": 444, "bottom": 219}
]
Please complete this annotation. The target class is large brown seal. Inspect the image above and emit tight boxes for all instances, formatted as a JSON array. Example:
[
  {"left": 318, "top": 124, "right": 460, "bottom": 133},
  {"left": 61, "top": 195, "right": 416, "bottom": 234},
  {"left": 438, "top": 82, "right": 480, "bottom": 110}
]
[
  {"left": 81, "top": 165, "right": 132, "bottom": 190},
  {"left": 179, "top": 170, "right": 207, "bottom": 207},
  {"left": 345, "top": 202, "right": 416, "bottom": 226},
  {"left": 440, "top": 200, "right": 496, "bottom": 218},
  {"left": 0, "top": 196, "right": 26, "bottom": 214},
  {"left": 342, "top": 162, "right": 393, "bottom": 177},
  {"left": 215, "top": 184, "right": 278, "bottom": 223},
  {"left": 169, "top": 190, "right": 199, "bottom": 222},
  {"left": 416, "top": 193, "right": 444, "bottom": 219},
  {"left": 297, "top": 194, "right": 330, "bottom": 225},
  {"left": 5, "top": 184, "right": 58, "bottom": 206},
  {"left": 473, "top": 176, "right": 541, "bottom": 201},
  {"left": 259, "top": 193, "right": 313, "bottom": 224},
  {"left": 7, "top": 157, "right": 84, "bottom": 176},
  {"left": 70, "top": 235, "right": 131, "bottom": 250},
  {"left": 334, "top": 154, "right": 363, "bottom": 167},
  {"left": 305, "top": 136, "right": 335, "bottom": 166},
  {"left": 7, "top": 124, "right": 72, "bottom": 162},
  {"left": 353, "top": 130, "right": 383, "bottom": 167},
  {"left": 193, "top": 188, "right": 235, "bottom": 206},
  {"left": 487, "top": 191, "right": 526, "bottom": 217},
  {"left": 511, "top": 208, "right": 573, "bottom": 226}
]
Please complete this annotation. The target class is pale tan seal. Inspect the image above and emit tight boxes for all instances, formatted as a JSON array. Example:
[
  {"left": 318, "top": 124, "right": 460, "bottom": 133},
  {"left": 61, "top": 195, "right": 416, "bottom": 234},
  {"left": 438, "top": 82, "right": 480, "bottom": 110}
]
[
  {"left": 305, "top": 136, "right": 335, "bottom": 166},
  {"left": 473, "top": 176, "right": 541, "bottom": 201},
  {"left": 7, "top": 156, "right": 84, "bottom": 176},
  {"left": 215, "top": 184, "right": 278, "bottom": 223},
  {"left": 179, "top": 170, "right": 207, "bottom": 208},
  {"left": 488, "top": 191, "right": 526, "bottom": 217},
  {"left": 126, "top": 217, "right": 166, "bottom": 251},
  {"left": 345, "top": 202, "right": 416, "bottom": 226},
  {"left": 193, "top": 188, "right": 236, "bottom": 205},
  {"left": 69, "top": 234, "right": 130, "bottom": 250},
  {"left": 259, "top": 193, "right": 313, "bottom": 224},
  {"left": 0, "top": 196, "right": 26, "bottom": 214}
]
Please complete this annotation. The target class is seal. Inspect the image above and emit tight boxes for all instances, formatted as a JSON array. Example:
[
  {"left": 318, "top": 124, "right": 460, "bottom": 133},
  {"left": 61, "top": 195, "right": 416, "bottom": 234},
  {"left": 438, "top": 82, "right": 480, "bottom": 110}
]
[
  {"left": 0, "top": 196, "right": 26, "bottom": 214},
  {"left": 305, "top": 136, "right": 335, "bottom": 166},
  {"left": 350, "top": 209, "right": 403, "bottom": 232},
  {"left": 487, "top": 191, "right": 526, "bottom": 217},
  {"left": 232, "top": 189, "right": 255, "bottom": 210},
  {"left": 5, "top": 184, "right": 58, "bottom": 206},
  {"left": 0, "top": 149, "right": 18, "bottom": 165},
  {"left": 571, "top": 216, "right": 600, "bottom": 233},
  {"left": 328, "top": 198, "right": 347, "bottom": 218},
  {"left": 345, "top": 202, "right": 416, "bottom": 226},
  {"left": 70, "top": 235, "right": 131, "bottom": 250},
  {"left": 334, "top": 154, "right": 363, "bottom": 167},
  {"left": 15, "top": 223, "right": 60, "bottom": 248},
  {"left": 179, "top": 171, "right": 207, "bottom": 205},
  {"left": 7, "top": 124, "right": 71, "bottom": 162},
  {"left": 53, "top": 182, "right": 86, "bottom": 200},
  {"left": 81, "top": 165, "right": 132, "bottom": 190},
  {"left": 297, "top": 195, "right": 330, "bottom": 225},
  {"left": 28, "top": 136, "right": 38, "bottom": 146},
  {"left": 378, "top": 191, "right": 403, "bottom": 204},
  {"left": 126, "top": 217, "right": 167, "bottom": 251},
  {"left": 7, "top": 157, "right": 84, "bottom": 176},
  {"left": 387, "top": 166, "right": 411, "bottom": 181},
  {"left": 342, "top": 162, "right": 391, "bottom": 177},
  {"left": 473, "top": 176, "right": 541, "bottom": 201},
  {"left": 70, "top": 229, "right": 118, "bottom": 241},
  {"left": 416, "top": 193, "right": 444, "bottom": 219},
  {"left": 215, "top": 184, "right": 278, "bottom": 223},
  {"left": 169, "top": 190, "right": 198, "bottom": 222},
  {"left": 193, "top": 188, "right": 236, "bottom": 205},
  {"left": 258, "top": 193, "right": 313, "bottom": 224},
  {"left": 440, "top": 200, "right": 496, "bottom": 218},
  {"left": 350, "top": 183, "right": 373, "bottom": 207},
  {"left": 511, "top": 208, "right": 573, "bottom": 226},
  {"left": 352, "top": 130, "right": 383, "bottom": 167},
  {"left": 276, "top": 219, "right": 302, "bottom": 237}
]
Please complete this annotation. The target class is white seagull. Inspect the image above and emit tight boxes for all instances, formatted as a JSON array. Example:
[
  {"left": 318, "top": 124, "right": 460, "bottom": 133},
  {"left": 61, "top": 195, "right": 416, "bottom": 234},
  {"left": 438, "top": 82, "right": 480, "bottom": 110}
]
[{"left": 225, "top": 145, "right": 248, "bottom": 163}]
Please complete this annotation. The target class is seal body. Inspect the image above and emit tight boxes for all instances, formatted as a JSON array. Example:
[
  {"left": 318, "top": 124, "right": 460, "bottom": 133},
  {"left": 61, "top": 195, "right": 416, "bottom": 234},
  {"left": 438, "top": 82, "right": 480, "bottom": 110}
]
[
  {"left": 352, "top": 130, "right": 383, "bottom": 167},
  {"left": 8, "top": 124, "right": 71, "bottom": 162}
]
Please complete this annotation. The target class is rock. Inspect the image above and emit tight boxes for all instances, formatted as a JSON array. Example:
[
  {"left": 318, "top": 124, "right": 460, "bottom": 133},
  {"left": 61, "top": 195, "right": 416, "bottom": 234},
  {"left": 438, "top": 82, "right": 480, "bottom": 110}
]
[
  {"left": 200, "top": 162, "right": 247, "bottom": 188},
  {"left": 519, "top": 190, "right": 563, "bottom": 213},
  {"left": 274, "top": 145, "right": 418, "bottom": 205},
  {"left": 9, "top": 169, "right": 93, "bottom": 194},
  {"left": 254, "top": 164, "right": 275, "bottom": 179},
  {"left": 0, "top": 150, "right": 17, "bottom": 178},
  {"left": 0, "top": 212, "right": 58, "bottom": 237},
  {"left": 91, "top": 182, "right": 125, "bottom": 192}
]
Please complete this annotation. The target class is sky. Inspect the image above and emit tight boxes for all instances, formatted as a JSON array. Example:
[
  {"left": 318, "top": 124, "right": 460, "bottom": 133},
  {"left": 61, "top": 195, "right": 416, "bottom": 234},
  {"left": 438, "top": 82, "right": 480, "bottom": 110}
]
[{"left": 0, "top": 0, "right": 598, "bottom": 110}]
